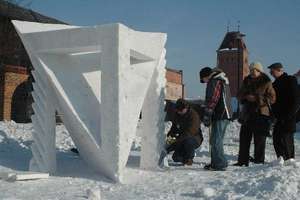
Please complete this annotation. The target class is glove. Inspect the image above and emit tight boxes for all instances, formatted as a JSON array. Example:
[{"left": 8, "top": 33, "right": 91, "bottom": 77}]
[{"left": 166, "top": 136, "right": 177, "bottom": 145}]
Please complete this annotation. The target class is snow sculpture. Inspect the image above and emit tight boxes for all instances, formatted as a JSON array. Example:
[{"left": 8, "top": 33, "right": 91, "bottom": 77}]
[{"left": 12, "top": 20, "right": 167, "bottom": 182}]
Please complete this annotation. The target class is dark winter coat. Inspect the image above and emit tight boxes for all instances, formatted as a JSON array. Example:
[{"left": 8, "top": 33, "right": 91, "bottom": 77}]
[
  {"left": 167, "top": 106, "right": 202, "bottom": 145},
  {"left": 297, "top": 105, "right": 300, "bottom": 122},
  {"left": 203, "top": 69, "right": 233, "bottom": 124},
  {"left": 238, "top": 73, "right": 276, "bottom": 123},
  {"left": 297, "top": 85, "right": 300, "bottom": 123},
  {"left": 271, "top": 73, "right": 299, "bottom": 133}
]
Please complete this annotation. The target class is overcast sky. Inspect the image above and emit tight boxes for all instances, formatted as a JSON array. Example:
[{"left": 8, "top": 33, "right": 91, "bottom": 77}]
[{"left": 29, "top": 0, "right": 300, "bottom": 98}]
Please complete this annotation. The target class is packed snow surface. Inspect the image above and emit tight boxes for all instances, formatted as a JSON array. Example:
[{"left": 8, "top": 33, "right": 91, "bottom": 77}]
[{"left": 1, "top": 121, "right": 300, "bottom": 200}]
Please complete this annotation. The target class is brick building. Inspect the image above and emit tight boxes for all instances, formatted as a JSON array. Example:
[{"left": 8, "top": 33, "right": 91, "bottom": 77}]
[
  {"left": 217, "top": 31, "right": 249, "bottom": 97},
  {"left": 0, "top": 1, "right": 183, "bottom": 122},
  {"left": 0, "top": 65, "right": 30, "bottom": 121},
  {"left": 0, "top": 1, "right": 65, "bottom": 122},
  {"left": 165, "top": 68, "right": 184, "bottom": 100}
]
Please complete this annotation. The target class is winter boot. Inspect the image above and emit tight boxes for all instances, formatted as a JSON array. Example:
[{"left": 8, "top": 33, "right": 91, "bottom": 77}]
[{"left": 184, "top": 159, "right": 193, "bottom": 166}]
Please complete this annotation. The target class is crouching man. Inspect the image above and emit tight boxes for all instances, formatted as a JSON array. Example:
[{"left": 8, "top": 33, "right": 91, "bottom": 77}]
[{"left": 159, "top": 98, "right": 203, "bottom": 167}]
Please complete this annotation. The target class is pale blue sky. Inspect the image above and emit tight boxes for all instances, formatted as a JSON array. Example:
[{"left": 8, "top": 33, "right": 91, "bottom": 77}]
[{"left": 29, "top": 0, "right": 300, "bottom": 98}]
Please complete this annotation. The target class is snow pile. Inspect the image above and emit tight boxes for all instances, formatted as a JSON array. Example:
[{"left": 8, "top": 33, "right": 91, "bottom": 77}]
[
  {"left": 201, "top": 187, "right": 216, "bottom": 198},
  {"left": 55, "top": 125, "right": 75, "bottom": 151},
  {"left": 86, "top": 188, "right": 101, "bottom": 200},
  {"left": 1, "top": 121, "right": 300, "bottom": 199},
  {"left": 219, "top": 162, "right": 300, "bottom": 199}
]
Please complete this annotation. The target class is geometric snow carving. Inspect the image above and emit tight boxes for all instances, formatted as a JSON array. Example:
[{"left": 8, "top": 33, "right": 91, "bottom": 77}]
[{"left": 12, "top": 20, "right": 167, "bottom": 182}]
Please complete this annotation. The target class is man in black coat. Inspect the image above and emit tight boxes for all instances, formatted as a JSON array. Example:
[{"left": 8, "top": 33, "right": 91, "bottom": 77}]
[{"left": 268, "top": 62, "right": 299, "bottom": 161}]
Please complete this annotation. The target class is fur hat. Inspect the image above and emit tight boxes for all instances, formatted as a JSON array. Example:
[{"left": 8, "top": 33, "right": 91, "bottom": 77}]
[{"left": 249, "top": 62, "right": 264, "bottom": 72}]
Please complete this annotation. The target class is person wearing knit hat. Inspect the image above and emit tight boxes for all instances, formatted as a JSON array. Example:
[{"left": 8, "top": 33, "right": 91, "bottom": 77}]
[
  {"left": 199, "top": 67, "right": 233, "bottom": 171},
  {"left": 233, "top": 61, "right": 276, "bottom": 167},
  {"left": 249, "top": 62, "right": 264, "bottom": 73},
  {"left": 158, "top": 98, "right": 203, "bottom": 167},
  {"left": 199, "top": 67, "right": 213, "bottom": 83},
  {"left": 174, "top": 98, "right": 189, "bottom": 112}
]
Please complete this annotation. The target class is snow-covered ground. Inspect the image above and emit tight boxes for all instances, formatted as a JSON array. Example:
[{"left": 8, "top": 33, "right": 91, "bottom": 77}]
[{"left": 1, "top": 121, "right": 300, "bottom": 200}]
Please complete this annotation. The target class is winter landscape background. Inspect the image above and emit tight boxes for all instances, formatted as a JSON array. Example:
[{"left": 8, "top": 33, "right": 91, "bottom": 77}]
[
  {"left": 0, "top": 1, "right": 300, "bottom": 199},
  {"left": 0, "top": 121, "right": 300, "bottom": 200}
]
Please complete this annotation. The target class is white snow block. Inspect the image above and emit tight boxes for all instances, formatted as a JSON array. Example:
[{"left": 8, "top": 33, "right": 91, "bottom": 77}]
[
  {"left": 0, "top": 172, "right": 49, "bottom": 181},
  {"left": 140, "top": 49, "right": 167, "bottom": 170},
  {"left": 0, "top": 172, "right": 15, "bottom": 180},
  {"left": 12, "top": 20, "right": 167, "bottom": 182},
  {"left": 11, "top": 172, "right": 49, "bottom": 181}
]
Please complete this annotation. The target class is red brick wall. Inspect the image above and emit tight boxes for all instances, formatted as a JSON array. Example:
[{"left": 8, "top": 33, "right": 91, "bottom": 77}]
[
  {"left": 0, "top": 65, "right": 29, "bottom": 121},
  {"left": 217, "top": 49, "right": 249, "bottom": 97},
  {"left": 166, "top": 70, "right": 182, "bottom": 84}
]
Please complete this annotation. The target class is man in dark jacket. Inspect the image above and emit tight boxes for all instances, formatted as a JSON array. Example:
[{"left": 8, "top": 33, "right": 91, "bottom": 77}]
[
  {"left": 159, "top": 98, "right": 202, "bottom": 166},
  {"left": 199, "top": 67, "right": 233, "bottom": 170},
  {"left": 268, "top": 62, "right": 299, "bottom": 161}
]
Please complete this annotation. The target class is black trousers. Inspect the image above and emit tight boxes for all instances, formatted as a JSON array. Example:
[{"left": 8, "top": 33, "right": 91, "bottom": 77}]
[
  {"left": 167, "top": 137, "right": 200, "bottom": 163},
  {"left": 273, "top": 124, "right": 295, "bottom": 160},
  {"left": 237, "top": 123, "right": 267, "bottom": 165}
]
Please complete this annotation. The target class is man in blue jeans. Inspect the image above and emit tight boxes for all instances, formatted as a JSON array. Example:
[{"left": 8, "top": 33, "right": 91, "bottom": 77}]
[{"left": 199, "top": 67, "right": 233, "bottom": 171}]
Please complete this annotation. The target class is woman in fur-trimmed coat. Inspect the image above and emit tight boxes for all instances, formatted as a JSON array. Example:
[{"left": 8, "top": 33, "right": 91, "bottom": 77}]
[{"left": 234, "top": 62, "right": 276, "bottom": 166}]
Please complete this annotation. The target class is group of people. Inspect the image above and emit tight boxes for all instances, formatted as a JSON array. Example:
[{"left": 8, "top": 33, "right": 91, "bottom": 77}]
[{"left": 159, "top": 62, "right": 299, "bottom": 171}]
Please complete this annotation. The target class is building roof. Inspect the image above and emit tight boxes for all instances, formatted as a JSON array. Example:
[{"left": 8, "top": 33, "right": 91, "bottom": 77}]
[
  {"left": 218, "top": 31, "right": 247, "bottom": 50},
  {"left": 166, "top": 67, "right": 183, "bottom": 74},
  {"left": 0, "top": 0, "right": 66, "bottom": 24}
]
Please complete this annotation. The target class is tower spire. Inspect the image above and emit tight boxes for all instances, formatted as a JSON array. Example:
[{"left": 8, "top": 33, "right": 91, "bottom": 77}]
[{"left": 237, "top": 20, "right": 240, "bottom": 32}]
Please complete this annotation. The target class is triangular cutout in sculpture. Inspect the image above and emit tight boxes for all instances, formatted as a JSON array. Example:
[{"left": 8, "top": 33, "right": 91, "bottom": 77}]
[{"left": 130, "top": 49, "right": 154, "bottom": 65}]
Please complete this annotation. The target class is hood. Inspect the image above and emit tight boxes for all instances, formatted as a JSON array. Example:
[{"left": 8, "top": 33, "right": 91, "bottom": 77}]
[{"left": 211, "top": 70, "right": 230, "bottom": 85}]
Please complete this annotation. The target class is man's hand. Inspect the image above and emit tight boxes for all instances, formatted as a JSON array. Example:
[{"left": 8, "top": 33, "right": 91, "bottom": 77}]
[
  {"left": 203, "top": 107, "right": 213, "bottom": 127},
  {"left": 203, "top": 115, "right": 211, "bottom": 127}
]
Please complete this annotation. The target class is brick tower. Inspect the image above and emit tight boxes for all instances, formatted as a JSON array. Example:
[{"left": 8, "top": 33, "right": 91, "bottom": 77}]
[{"left": 217, "top": 31, "right": 249, "bottom": 97}]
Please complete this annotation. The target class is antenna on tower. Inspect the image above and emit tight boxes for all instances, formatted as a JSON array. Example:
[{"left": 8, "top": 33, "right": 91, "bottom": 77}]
[
  {"left": 227, "top": 20, "right": 230, "bottom": 32},
  {"left": 237, "top": 20, "right": 240, "bottom": 32}
]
